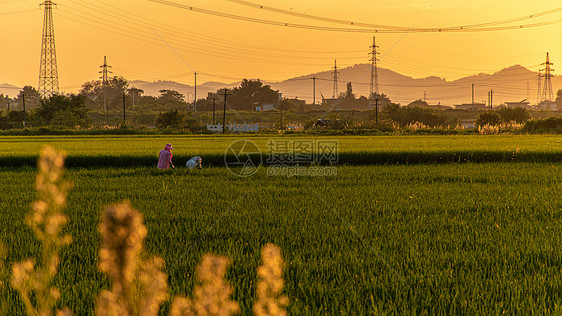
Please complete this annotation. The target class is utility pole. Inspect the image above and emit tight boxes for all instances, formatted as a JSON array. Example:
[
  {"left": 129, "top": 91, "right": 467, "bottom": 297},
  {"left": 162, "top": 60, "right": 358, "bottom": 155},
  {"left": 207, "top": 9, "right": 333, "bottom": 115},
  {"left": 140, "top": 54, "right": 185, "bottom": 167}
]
[
  {"left": 488, "top": 90, "right": 494, "bottom": 110},
  {"left": 132, "top": 92, "right": 135, "bottom": 127},
  {"left": 186, "top": 92, "right": 192, "bottom": 111},
  {"left": 122, "top": 93, "right": 126, "bottom": 124},
  {"left": 212, "top": 96, "right": 216, "bottom": 125},
  {"left": 22, "top": 94, "right": 26, "bottom": 127},
  {"left": 194, "top": 72, "right": 197, "bottom": 112},
  {"left": 332, "top": 60, "right": 339, "bottom": 98},
  {"left": 99, "top": 56, "right": 112, "bottom": 125},
  {"left": 38, "top": 0, "right": 59, "bottom": 99},
  {"left": 471, "top": 84, "right": 475, "bottom": 111},
  {"left": 222, "top": 89, "right": 231, "bottom": 134},
  {"left": 312, "top": 76, "right": 317, "bottom": 106},
  {"left": 280, "top": 106, "right": 283, "bottom": 130},
  {"left": 423, "top": 91, "right": 427, "bottom": 102},
  {"left": 375, "top": 97, "right": 378, "bottom": 125}
]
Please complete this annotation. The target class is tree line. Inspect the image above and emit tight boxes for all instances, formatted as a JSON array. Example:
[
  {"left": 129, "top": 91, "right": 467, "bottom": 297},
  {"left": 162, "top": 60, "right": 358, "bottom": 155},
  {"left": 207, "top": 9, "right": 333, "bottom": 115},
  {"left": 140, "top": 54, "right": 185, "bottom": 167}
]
[{"left": 1, "top": 77, "right": 561, "bottom": 130}]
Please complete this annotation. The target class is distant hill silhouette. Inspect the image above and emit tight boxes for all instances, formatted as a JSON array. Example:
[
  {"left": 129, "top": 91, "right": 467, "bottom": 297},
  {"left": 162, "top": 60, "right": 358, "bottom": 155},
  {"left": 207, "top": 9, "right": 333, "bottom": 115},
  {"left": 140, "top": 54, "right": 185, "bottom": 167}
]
[
  {"left": 0, "top": 83, "right": 22, "bottom": 98},
  {"left": 126, "top": 64, "right": 559, "bottom": 106},
  {"left": 270, "top": 64, "right": 559, "bottom": 106},
  {"left": 2, "top": 64, "right": 560, "bottom": 106}
]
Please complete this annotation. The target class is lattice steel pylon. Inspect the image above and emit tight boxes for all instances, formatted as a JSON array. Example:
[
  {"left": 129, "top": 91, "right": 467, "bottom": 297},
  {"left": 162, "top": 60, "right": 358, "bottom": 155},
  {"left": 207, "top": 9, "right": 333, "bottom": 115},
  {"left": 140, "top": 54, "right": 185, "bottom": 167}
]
[
  {"left": 540, "top": 52, "right": 554, "bottom": 102},
  {"left": 38, "top": 0, "right": 59, "bottom": 99},
  {"left": 332, "top": 60, "right": 339, "bottom": 98},
  {"left": 369, "top": 36, "right": 380, "bottom": 108}
]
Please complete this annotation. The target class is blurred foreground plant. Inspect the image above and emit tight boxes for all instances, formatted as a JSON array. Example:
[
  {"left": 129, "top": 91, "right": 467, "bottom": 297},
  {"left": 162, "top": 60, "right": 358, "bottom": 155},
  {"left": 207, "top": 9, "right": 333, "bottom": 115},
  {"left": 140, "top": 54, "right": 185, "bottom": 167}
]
[
  {"left": 253, "top": 244, "right": 289, "bottom": 316},
  {"left": 96, "top": 202, "right": 168, "bottom": 316},
  {"left": 10, "top": 146, "right": 72, "bottom": 316},
  {"left": 170, "top": 255, "right": 240, "bottom": 316},
  {"left": 0, "top": 243, "right": 8, "bottom": 315}
]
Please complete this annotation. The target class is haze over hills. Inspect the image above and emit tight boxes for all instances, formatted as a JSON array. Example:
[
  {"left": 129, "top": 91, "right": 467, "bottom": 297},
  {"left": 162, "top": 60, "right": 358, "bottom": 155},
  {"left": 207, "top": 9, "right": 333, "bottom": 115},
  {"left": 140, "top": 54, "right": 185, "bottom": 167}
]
[
  {"left": 273, "top": 64, "right": 560, "bottom": 106},
  {"left": 2, "top": 64, "right": 560, "bottom": 106},
  {"left": 131, "top": 64, "right": 561, "bottom": 106}
]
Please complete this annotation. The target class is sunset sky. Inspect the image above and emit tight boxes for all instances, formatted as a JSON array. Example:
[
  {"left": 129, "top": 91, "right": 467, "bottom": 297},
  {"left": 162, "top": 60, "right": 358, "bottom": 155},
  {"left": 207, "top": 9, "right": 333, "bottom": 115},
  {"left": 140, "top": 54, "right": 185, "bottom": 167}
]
[{"left": 1, "top": 0, "right": 561, "bottom": 94}]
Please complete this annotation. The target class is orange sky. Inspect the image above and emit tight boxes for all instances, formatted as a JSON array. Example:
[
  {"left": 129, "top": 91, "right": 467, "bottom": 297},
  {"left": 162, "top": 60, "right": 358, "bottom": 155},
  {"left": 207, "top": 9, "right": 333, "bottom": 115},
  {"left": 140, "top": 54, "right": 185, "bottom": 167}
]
[{"left": 1, "top": 0, "right": 561, "bottom": 94}]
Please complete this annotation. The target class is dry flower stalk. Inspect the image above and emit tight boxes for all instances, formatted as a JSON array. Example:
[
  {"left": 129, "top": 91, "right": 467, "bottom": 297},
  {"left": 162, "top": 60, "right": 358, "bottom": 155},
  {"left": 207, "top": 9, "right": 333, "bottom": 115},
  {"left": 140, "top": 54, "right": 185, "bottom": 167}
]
[
  {"left": 253, "top": 244, "right": 289, "bottom": 316},
  {"left": 96, "top": 201, "right": 168, "bottom": 316},
  {"left": 10, "top": 145, "right": 73, "bottom": 316},
  {"left": 478, "top": 124, "right": 500, "bottom": 135},
  {"left": 170, "top": 255, "right": 240, "bottom": 316},
  {"left": 0, "top": 242, "right": 7, "bottom": 315}
]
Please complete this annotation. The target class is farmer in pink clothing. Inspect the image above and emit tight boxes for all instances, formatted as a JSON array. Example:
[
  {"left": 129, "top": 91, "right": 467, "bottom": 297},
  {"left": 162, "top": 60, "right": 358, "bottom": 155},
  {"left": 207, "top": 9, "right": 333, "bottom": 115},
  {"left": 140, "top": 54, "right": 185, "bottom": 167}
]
[{"left": 158, "top": 143, "right": 175, "bottom": 169}]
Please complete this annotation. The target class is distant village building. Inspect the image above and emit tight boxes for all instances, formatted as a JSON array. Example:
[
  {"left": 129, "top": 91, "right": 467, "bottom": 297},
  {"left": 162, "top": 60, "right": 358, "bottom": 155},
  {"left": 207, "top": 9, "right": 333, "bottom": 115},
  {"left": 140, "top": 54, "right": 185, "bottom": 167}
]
[
  {"left": 255, "top": 98, "right": 306, "bottom": 111},
  {"left": 536, "top": 100, "right": 558, "bottom": 111},
  {"left": 206, "top": 123, "right": 259, "bottom": 132},
  {"left": 285, "top": 98, "right": 306, "bottom": 108},
  {"left": 406, "top": 100, "right": 450, "bottom": 110},
  {"left": 453, "top": 103, "right": 487, "bottom": 111},
  {"left": 323, "top": 98, "right": 369, "bottom": 110},
  {"left": 256, "top": 104, "right": 276, "bottom": 111},
  {"left": 504, "top": 101, "right": 531, "bottom": 110}
]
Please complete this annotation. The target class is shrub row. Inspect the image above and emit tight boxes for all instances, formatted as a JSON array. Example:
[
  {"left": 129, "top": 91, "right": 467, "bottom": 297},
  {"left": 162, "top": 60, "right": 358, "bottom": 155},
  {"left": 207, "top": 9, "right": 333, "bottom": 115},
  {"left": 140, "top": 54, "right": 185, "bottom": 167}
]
[
  {"left": 522, "top": 117, "right": 562, "bottom": 134},
  {"left": 2, "top": 150, "right": 560, "bottom": 169}
]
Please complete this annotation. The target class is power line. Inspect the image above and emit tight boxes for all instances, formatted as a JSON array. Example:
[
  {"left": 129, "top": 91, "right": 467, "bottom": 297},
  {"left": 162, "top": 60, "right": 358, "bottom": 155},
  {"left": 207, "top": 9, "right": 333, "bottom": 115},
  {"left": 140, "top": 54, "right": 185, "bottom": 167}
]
[
  {"left": 54, "top": 1, "right": 558, "bottom": 85},
  {"left": 93, "top": 0, "right": 366, "bottom": 55},
  {"left": 150, "top": 0, "right": 562, "bottom": 33},
  {"left": 226, "top": 0, "right": 562, "bottom": 32},
  {"left": 56, "top": 6, "right": 362, "bottom": 67},
  {"left": 63, "top": 0, "right": 366, "bottom": 61},
  {"left": 0, "top": 8, "right": 38, "bottom": 15},
  {"left": 56, "top": 10, "right": 350, "bottom": 67}
]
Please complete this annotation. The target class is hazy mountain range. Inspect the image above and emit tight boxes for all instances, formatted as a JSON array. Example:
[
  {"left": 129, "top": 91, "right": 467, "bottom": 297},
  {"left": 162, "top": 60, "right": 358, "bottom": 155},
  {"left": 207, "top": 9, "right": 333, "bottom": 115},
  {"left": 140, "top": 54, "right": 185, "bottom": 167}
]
[
  {"left": 130, "top": 64, "right": 561, "bottom": 106},
  {"left": 2, "top": 64, "right": 560, "bottom": 106}
]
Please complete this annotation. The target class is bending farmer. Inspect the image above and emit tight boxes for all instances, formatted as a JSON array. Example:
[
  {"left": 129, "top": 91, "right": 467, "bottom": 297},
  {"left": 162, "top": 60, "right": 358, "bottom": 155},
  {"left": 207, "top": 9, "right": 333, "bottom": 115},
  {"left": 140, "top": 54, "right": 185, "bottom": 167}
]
[{"left": 158, "top": 143, "right": 174, "bottom": 169}]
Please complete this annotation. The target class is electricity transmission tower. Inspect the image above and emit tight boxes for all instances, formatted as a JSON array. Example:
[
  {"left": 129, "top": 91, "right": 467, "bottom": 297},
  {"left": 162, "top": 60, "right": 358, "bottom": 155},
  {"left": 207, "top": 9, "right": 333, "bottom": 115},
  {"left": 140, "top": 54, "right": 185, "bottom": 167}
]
[
  {"left": 540, "top": 52, "right": 554, "bottom": 102},
  {"left": 193, "top": 72, "right": 197, "bottom": 112},
  {"left": 38, "top": 0, "right": 59, "bottom": 99},
  {"left": 311, "top": 76, "right": 317, "bottom": 106},
  {"left": 369, "top": 36, "right": 380, "bottom": 108},
  {"left": 536, "top": 69, "right": 542, "bottom": 105},
  {"left": 332, "top": 60, "right": 339, "bottom": 98},
  {"left": 99, "top": 56, "right": 112, "bottom": 125}
]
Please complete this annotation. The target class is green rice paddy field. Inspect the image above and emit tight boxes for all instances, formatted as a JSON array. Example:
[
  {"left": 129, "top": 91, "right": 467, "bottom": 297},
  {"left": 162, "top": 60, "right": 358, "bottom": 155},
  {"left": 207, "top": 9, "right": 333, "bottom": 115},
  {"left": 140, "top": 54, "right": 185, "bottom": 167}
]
[
  {"left": 0, "top": 134, "right": 560, "bottom": 168},
  {"left": 0, "top": 135, "right": 561, "bottom": 314}
]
